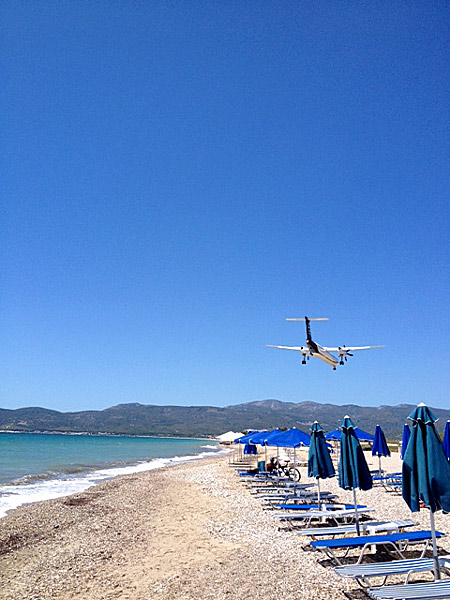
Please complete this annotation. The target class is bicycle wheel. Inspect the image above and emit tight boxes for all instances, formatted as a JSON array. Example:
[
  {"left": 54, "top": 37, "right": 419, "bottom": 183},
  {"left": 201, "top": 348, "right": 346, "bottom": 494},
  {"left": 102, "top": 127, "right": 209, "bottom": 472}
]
[{"left": 288, "top": 467, "right": 301, "bottom": 482}]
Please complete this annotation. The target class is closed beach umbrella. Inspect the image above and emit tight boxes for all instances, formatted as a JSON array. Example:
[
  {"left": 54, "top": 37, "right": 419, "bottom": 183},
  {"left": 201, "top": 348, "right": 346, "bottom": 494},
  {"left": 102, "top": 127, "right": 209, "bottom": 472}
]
[
  {"left": 442, "top": 421, "right": 450, "bottom": 462},
  {"left": 372, "top": 424, "right": 390, "bottom": 474},
  {"left": 338, "top": 415, "right": 373, "bottom": 535},
  {"left": 234, "top": 431, "right": 257, "bottom": 459},
  {"left": 400, "top": 423, "right": 411, "bottom": 460},
  {"left": 308, "top": 421, "right": 335, "bottom": 507},
  {"left": 402, "top": 403, "right": 450, "bottom": 580}
]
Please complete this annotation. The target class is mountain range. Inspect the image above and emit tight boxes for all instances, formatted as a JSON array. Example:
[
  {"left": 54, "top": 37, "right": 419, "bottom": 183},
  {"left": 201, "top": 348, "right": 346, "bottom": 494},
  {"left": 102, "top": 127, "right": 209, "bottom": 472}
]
[{"left": 1, "top": 400, "right": 449, "bottom": 439}]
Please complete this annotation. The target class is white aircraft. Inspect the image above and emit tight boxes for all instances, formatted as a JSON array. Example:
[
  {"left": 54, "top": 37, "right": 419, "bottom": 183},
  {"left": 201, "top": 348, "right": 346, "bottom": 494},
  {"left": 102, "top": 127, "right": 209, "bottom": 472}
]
[{"left": 267, "top": 316, "right": 384, "bottom": 370}]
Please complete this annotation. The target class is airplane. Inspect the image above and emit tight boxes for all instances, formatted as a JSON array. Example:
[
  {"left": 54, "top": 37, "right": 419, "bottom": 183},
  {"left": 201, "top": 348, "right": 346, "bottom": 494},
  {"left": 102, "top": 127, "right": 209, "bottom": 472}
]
[{"left": 267, "top": 316, "right": 384, "bottom": 370}]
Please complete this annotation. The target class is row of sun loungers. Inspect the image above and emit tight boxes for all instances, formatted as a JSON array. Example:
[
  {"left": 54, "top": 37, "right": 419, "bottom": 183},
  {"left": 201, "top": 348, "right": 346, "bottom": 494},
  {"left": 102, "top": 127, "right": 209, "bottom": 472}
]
[{"left": 233, "top": 465, "right": 450, "bottom": 599}]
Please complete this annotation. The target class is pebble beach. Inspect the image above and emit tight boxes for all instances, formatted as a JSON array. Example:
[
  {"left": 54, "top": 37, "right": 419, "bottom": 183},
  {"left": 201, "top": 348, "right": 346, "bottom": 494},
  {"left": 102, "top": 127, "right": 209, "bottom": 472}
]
[{"left": 0, "top": 451, "right": 449, "bottom": 600}]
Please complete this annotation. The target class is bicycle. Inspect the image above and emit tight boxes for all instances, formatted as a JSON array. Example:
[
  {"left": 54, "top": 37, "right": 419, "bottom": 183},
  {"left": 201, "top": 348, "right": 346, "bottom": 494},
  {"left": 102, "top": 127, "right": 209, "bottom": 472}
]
[{"left": 270, "top": 458, "right": 301, "bottom": 482}]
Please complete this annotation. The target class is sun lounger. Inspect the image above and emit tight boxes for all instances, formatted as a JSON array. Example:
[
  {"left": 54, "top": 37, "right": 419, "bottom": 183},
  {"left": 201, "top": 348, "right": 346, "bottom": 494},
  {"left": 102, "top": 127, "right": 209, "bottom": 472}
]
[
  {"left": 275, "top": 507, "right": 375, "bottom": 528},
  {"left": 310, "top": 530, "right": 445, "bottom": 565},
  {"left": 261, "top": 492, "right": 336, "bottom": 503},
  {"left": 274, "top": 503, "right": 367, "bottom": 511},
  {"left": 368, "top": 579, "right": 450, "bottom": 599},
  {"left": 293, "top": 520, "right": 417, "bottom": 539},
  {"left": 334, "top": 555, "right": 450, "bottom": 587}
]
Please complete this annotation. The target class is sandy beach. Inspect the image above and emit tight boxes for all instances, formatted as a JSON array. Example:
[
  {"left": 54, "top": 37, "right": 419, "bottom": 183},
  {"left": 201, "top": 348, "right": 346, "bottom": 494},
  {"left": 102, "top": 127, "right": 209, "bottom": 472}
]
[{"left": 0, "top": 451, "right": 449, "bottom": 600}]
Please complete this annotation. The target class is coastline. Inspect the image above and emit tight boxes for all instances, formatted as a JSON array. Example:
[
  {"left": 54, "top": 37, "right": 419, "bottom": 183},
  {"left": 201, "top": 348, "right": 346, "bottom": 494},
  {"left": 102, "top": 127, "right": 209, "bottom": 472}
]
[{"left": 1, "top": 452, "right": 449, "bottom": 600}]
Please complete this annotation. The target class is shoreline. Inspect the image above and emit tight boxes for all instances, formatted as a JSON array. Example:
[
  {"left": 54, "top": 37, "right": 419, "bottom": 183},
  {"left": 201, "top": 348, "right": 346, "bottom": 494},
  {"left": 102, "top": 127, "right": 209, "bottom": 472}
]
[
  {"left": 0, "top": 430, "right": 216, "bottom": 440},
  {"left": 1, "top": 452, "right": 449, "bottom": 599},
  {"left": 0, "top": 444, "right": 228, "bottom": 519}
]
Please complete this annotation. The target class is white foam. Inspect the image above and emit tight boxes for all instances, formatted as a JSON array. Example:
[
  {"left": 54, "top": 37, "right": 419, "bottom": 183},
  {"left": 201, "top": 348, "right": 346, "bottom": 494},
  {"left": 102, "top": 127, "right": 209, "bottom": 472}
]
[{"left": 0, "top": 447, "right": 229, "bottom": 518}]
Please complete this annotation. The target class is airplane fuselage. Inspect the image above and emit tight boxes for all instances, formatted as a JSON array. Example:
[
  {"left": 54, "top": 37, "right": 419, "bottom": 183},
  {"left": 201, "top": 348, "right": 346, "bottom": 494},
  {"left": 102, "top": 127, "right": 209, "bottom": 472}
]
[{"left": 306, "top": 339, "right": 338, "bottom": 368}]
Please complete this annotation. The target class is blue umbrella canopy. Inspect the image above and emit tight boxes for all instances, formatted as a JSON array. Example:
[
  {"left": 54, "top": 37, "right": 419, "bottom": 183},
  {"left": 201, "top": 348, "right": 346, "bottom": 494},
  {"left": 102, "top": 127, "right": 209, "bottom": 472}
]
[
  {"left": 442, "top": 421, "right": 450, "bottom": 462},
  {"left": 325, "top": 428, "right": 375, "bottom": 442},
  {"left": 338, "top": 416, "right": 373, "bottom": 491},
  {"left": 308, "top": 422, "right": 335, "bottom": 479},
  {"left": 338, "top": 416, "right": 372, "bottom": 536},
  {"left": 372, "top": 424, "right": 390, "bottom": 457},
  {"left": 402, "top": 404, "right": 450, "bottom": 580},
  {"left": 265, "top": 427, "right": 310, "bottom": 447},
  {"left": 234, "top": 431, "right": 257, "bottom": 444},
  {"left": 402, "top": 404, "right": 450, "bottom": 513},
  {"left": 247, "top": 431, "right": 269, "bottom": 445},
  {"left": 400, "top": 423, "right": 411, "bottom": 460}
]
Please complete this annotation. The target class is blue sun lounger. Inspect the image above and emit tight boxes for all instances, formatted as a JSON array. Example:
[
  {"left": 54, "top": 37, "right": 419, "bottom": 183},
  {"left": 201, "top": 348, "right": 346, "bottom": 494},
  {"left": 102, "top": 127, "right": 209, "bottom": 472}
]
[
  {"left": 310, "top": 530, "right": 445, "bottom": 565},
  {"left": 368, "top": 579, "right": 450, "bottom": 599},
  {"left": 335, "top": 555, "right": 450, "bottom": 587}
]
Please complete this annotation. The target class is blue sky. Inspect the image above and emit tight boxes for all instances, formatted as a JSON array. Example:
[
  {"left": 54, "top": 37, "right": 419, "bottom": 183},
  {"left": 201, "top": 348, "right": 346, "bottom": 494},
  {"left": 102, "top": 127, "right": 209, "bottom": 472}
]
[{"left": 2, "top": 2, "right": 449, "bottom": 412}]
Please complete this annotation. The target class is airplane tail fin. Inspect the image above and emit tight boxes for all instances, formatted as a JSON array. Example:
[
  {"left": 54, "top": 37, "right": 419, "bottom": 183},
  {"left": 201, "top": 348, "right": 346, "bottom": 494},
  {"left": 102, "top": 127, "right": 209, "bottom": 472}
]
[
  {"left": 285, "top": 318, "right": 329, "bottom": 322},
  {"left": 285, "top": 316, "right": 328, "bottom": 342}
]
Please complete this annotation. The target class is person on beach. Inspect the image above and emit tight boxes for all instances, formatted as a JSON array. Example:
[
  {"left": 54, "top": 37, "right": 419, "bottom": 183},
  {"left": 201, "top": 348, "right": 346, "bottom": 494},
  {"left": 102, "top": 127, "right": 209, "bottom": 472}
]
[{"left": 266, "top": 457, "right": 277, "bottom": 473}]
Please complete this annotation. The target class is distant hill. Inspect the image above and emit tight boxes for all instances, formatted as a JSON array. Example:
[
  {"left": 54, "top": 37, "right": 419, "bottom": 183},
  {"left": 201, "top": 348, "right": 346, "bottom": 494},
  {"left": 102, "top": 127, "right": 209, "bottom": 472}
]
[{"left": 1, "top": 400, "right": 449, "bottom": 440}]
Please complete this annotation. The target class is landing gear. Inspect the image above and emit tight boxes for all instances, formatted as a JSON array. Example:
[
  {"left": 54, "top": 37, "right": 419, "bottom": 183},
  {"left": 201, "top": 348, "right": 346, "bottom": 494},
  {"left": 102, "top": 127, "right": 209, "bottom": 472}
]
[
  {"left": 333, "top": 366, "right": 337, "bottom": 370},
  {"left": 302, "top": 359, "right": 306, "bottom": 365},
  {"left": 339, "top": 360, "right": 344, "bottom": 366}
]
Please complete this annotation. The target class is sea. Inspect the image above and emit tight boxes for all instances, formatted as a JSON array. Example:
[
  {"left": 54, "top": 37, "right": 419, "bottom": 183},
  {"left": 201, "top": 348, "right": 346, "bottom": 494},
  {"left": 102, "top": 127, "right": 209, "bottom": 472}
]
[{"left": 0, "top": 432, "right": 226, "bottom": 518}]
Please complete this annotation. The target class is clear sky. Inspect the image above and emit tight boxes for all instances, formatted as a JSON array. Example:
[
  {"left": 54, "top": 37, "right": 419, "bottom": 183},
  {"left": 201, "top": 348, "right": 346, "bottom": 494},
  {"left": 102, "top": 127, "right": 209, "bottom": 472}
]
[{"left": 2, "top": 2, "right": 449, "bottom": 412}]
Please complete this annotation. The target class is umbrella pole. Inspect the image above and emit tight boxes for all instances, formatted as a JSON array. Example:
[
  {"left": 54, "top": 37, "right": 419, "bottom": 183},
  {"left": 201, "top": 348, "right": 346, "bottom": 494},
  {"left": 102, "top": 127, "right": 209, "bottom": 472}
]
[
  {"left": 353, "top": 488, "right": 360, "bottom": 536},
  {"left": 429, "top": 508, "right": 441, "bottom": 580},
  {"left": 378, "top": 455, "right": 382, "bottom": 475},
  {"left": 264, "top": 444, "right": 268, "bottom": 480},
  {"left": 316, "top": 477, "right": 321, "bottom": 509}
]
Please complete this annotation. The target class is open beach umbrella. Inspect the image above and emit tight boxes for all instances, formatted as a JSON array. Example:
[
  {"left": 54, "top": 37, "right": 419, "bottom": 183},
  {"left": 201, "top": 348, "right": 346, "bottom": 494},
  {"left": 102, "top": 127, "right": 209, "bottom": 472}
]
[
  {"left": 266, "top": 427, "right": 310, "bottom": 472},
  {"left": 338, "top": 416, "right": 373, "bottom": 535},
  {"left": 442, "top": 421, "right": 450, "bottom": 462},
  {"left": 402, "top": 403, "right": 450, "bottom": 580},
  {"left": 259, "top": 429, "right": 283, "bottom": 465},
  {"left": 234, "top": 431, "right": 257, "bottom": 444},
  {"left": 247, "top": 431, "right": 269, "bottom": 445},
  {"left": 325, "top": 428, "right": 375, "bottom": 442},
  {"left": 308, "top": 421, "right": 335, "bottom": 507},
  {"left": 372, "top": 424, "right": 390, "bottom": 474},
  {"left": 400, "top": 423, "right": 411, "bottom": 460}
]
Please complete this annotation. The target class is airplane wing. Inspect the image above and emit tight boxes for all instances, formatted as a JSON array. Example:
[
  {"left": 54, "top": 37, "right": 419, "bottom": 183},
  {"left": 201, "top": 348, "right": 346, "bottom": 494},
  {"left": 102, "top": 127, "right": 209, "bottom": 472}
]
[
  {"left": 322, "top": 345, "right": 385, "bottom": 352},
  {"left": 266, "top": 345, "right": 308, "bottom": 351}
]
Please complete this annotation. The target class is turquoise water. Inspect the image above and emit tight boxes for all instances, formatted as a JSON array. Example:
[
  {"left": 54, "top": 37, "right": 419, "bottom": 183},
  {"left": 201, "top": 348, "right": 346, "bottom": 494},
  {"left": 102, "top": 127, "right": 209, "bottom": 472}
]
[{"left": 0, "top": 433, "right": 222, "bottom": 517}]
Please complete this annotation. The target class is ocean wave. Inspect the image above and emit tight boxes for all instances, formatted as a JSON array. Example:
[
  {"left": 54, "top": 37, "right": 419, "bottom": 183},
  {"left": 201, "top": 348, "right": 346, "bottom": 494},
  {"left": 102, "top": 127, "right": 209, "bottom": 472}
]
[{"left": 0, "top": 447, "right": 230, "bottom": 518}]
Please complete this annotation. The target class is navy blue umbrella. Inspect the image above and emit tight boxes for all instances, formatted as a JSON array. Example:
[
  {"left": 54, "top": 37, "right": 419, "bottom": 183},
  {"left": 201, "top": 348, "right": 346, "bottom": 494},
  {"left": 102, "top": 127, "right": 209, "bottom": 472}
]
[
  {"left": 243, "top": 443, "right": 257, "bottom": 455},
  {"left": 402, "top": 404, "right": 450, "bottom": 579},
  {"left": 372, "top": 424, "right": 390, "bottom": 474},
  {"left": 338, "top": 415, "right": 373, "bottom": 535},
  {"left": 400, "top": 423, "right": 411, "bottom": 460},
  {"left": 308, "top": 421, "right": 335, "bottom": 506},
  {"left": 442, "top": 421, "right": 450, "bottom": 462}
]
